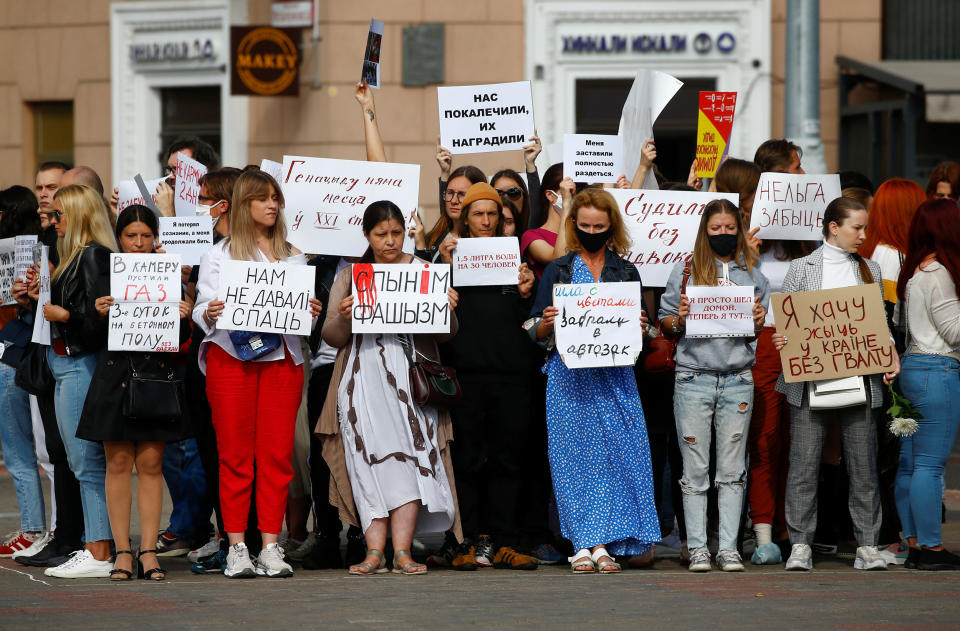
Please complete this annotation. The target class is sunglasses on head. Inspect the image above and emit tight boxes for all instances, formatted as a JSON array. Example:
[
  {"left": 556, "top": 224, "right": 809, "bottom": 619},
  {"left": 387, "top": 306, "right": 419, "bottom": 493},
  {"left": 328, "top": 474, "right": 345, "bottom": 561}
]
[{"left": 497, "top": 187, "right": 523, "bottom": 200}]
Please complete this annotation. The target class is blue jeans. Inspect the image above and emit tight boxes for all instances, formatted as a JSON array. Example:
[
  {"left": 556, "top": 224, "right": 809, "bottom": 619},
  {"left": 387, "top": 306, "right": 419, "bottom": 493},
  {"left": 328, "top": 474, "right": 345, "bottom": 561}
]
[
  {"left": 46, "top": 348, "right": 111, "bottom": 542},
  {"left": 674, "top": 368, "right": 754, "bottom": 552},
  {"left": 895, "top": 354, "right": 960, "bottom": 547},
  {"left": 163, "top": 438, "right": 211, "bottom": 540},
  {"left": 0, "top": 362, "right": 46, "bottom": 531}
]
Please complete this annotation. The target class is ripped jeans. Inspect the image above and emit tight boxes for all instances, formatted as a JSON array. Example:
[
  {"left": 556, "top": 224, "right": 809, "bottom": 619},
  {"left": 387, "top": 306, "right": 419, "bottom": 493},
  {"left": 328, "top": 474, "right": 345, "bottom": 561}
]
[{"left": 673, "top": 369, "right": 753, "bottom": 552}]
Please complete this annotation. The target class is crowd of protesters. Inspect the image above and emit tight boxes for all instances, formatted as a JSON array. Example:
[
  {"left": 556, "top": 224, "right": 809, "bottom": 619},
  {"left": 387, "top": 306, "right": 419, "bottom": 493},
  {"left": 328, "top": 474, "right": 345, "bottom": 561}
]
[{"left": 1, "top": 80, "right": 959, "bottom": 582}]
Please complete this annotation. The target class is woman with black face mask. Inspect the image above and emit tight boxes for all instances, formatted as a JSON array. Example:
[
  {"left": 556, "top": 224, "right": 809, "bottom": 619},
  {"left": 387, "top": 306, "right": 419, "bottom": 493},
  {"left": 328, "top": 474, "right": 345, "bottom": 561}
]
[
  {"left": 659, "top": 198, "right": 769, "bottom": 573},
  {"left": 525, "top": 188, "right": 660, "bottom": 574}
]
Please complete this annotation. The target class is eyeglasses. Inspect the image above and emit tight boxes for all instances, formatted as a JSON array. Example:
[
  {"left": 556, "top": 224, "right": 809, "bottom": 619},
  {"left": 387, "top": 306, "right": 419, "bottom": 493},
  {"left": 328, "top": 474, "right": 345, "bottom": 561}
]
[
  {"left": 497, "top": 187, "right": 523, "bottom": 201},
  {"left": 444, "top": 190, "right": 466, "bottom": 203}
]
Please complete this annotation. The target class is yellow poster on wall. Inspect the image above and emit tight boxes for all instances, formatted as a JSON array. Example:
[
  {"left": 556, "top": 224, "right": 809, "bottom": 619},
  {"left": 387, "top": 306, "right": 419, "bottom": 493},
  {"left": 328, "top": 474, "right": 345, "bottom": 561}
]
[{"left": 695, "top": 92, "right": 737, "bottom": 178}]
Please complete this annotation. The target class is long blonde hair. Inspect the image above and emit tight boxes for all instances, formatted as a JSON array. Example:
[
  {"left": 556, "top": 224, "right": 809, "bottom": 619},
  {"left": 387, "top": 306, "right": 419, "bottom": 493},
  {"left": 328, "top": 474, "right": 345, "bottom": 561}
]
[
  {"left": 691, "top": 198, "right": 757, "bottom": 286},
  {"left": 226, "top": 170, "right": 293, "bottom": 261},
  {"left": 53, "top": 185, "right": 117, "bottom": 280}
]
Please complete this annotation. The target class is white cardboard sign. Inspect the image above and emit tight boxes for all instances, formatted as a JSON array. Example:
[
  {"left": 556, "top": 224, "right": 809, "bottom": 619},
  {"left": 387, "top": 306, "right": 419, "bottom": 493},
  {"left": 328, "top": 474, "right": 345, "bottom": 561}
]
[
  {"left": 563, "top": 134, "right": 623, "bottom": 183},
  {"left": 280, "top": 156, "right": 419, "bottom": 256},
  {"left": 117, "top": 177, "right": 165, "bottom": 213},
  {"left": 259, "top": 158, "right": 283, "bottom": 182},
  {"left": 31, "top": 246, "right": 51, "bottom": 345},
  {"left": 217, "top": 260, "right": 315, "bottom": 336},
  {"left": 108, "top": 253, "right": 181, "bottom": 352},
  {"left": 14, "top": 235, "right": 37, "bottom": 281},
  {"left": 174, "top": 152, "right": 207, "bottom": 217},
  {"left": 606, "top": 188, "right": 739, "bottom": 287},
  {"left": 749, "top": 172, "right": 842, "bottom": 240},
  {"left": 0, "top": 238, "right": 15, "bottom": 305},
  {"left": 553, "top": 282, "right": 645, "bottom": 369},
  {"left": 350, "top": 263, "right": 451, "bottom": 334},
  {"left": 619, "top": 70, "right": 683, "bottom": 190},
  {"left": 438, "top": 81, "right": 535, "bottom": 154},
  {"left": 685, "top": 285, "right": 755, "bottom": 338},
  {"left": 158, "top": 217, "right": 214, "bottom": 266},
  {"left": 452, "top": 237, "right": 521, "bottom": 287}
]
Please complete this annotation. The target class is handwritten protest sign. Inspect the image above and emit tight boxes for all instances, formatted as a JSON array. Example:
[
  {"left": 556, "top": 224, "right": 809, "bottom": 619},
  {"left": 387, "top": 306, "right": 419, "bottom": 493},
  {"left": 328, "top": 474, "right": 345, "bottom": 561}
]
[
  {"left": 218, "top": 260, "right": 315, "bottom": 336},
  {"left": 771, "top": 284, "right": 896, "bottom": 383},
  {"left": 0, "top": 238, "right": 14, "bottom": 305},
  {"left": 452, "top": 237, "right": 521, "bottom": 287},
  {"left": 351, "top": 263, "right": 450, "bottom": 334},
  {"left": 438, "top": 81, "right": 535, "bottom": 154},
  {"left": 563, "top": 134, "right": 623, "bottom": 183},
  {"left": 174, "top": 152, "right": 207, "bottom": 217},
  {"left": 281, "top": 156, "right": 419, "bottom": 256},
  {"left": 686, "top": 285, "right": 755, "bottom": 337},
  {"left": 108, "top": 253, "right": 181, "bottom": 352},
  {"left": 260, "top": 158, "right": 283, "bottom": 182},
  {"left": 695, "top": 91, "right": 737, "bottom": 178},
  {"left": 553, "top": 282, "right": 645, "bottom": 369},
  {"left": 619, "top": 70, "right": 683, "bottom": 189},
  {"left": 749, "top": 173, "right": 842, "bottom": 240},
  {"left": 117, "top": 177, "right": 165, "bottom": 213},
  {"left": 158, "top": 217, "right": 214, "bottom": 265},
  {"left": 31, "top": 246, "right": 51, "bottom": 344},
  {"left": 14, "top": 235, "right": 38, "bottom": 280},
  {"left": 360, "top": 19, "right": 383, "bottom": 89},
  {"left": 606, "top": 188, "right": 739, "bottom": 287}
]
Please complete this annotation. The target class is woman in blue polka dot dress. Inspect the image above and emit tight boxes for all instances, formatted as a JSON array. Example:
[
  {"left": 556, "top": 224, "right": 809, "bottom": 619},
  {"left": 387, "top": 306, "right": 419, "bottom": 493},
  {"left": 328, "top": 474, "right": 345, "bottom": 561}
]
[{"left": 526, "top": 187, "right": 660, "bottom": 574}]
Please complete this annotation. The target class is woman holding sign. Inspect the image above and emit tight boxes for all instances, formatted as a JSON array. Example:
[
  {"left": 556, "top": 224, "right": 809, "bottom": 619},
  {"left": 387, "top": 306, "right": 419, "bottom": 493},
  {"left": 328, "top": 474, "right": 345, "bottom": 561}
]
[
  {"left": 318, "top": 200, "right": 461, "bottom": 576},
  {"left": 894, "top": 199, "right": 960, "bottom": 570},
  {"left": 659, "top": 198, "right": 769, "bottom": 573},
  {"left": 34, "top": 184, "right": 116, "bottom": 578},
  {"left": 194, "top": 170, "right": 322, "bottom": 579},
  {"left": 528, "top": 188, "right": 660, "bottom": 574},
  {"left": 772, "top": 197, "right": 900, "bottom": 572},
  {"left": 76, "top": 205, "right": 193, "bottom": 580}
]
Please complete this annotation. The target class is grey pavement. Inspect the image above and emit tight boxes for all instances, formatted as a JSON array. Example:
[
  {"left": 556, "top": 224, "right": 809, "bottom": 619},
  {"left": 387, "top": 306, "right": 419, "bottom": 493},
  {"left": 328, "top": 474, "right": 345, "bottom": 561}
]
[{"left": 0, "top": 458, "right": 959, "bottom": 630}]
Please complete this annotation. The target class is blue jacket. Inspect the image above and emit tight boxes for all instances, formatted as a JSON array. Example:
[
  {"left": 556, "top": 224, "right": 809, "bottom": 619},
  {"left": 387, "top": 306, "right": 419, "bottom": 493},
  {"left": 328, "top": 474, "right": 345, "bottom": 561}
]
[{"left": 526, "top": 250, "right": 642, "bottom": 348}]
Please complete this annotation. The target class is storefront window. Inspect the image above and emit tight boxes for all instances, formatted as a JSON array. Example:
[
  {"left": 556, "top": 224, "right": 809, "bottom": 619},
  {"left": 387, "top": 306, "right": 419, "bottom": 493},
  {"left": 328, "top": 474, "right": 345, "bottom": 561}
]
[
  {"left": 575, "top": 77, "right": 716, "bottom": 182},
  {"left": 32, "top": 102, "right": 74, "bottom": 169},
  {"left": 159, "top": 86, "right": 221, "bottom": 169}
]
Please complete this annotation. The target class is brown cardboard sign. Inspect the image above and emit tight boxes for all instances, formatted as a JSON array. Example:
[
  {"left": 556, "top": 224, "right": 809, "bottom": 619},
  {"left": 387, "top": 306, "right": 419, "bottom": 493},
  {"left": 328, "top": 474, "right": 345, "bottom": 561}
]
[
  {"left": 231, "top": 26, "right": 300, "bottom": 97},
  {"left": 771, "top": 284, "right": 896, "bottom": 383}
]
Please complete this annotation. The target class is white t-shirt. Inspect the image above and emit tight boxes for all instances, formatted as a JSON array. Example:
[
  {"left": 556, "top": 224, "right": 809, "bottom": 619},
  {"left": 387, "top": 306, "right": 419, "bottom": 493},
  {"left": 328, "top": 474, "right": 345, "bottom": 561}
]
[{"left": 759, "top": 250, "right": 791, "bottom": 327}]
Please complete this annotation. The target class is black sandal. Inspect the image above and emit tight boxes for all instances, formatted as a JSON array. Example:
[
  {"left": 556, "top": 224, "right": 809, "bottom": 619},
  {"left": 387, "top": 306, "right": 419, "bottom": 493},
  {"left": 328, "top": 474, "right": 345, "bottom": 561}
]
[
  {"left": 138, "top": 549, "right": 166, "bottom": 581},
  {"left": 110, "top": 550, "right": 135, "bottom": 581}
]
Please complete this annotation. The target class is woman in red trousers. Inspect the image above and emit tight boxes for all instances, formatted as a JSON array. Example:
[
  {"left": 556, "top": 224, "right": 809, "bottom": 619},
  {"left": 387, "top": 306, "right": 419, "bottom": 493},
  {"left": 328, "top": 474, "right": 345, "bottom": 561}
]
[{"left": 193, "top": 170, "right": 321, "bottom": 579}]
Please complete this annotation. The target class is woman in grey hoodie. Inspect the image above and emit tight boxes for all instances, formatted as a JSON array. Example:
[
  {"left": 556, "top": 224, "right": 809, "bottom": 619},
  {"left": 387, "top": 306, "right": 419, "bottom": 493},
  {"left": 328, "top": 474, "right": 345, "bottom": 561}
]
[{"left": 659, "top": 198, "right": 769, "bottom": 573}]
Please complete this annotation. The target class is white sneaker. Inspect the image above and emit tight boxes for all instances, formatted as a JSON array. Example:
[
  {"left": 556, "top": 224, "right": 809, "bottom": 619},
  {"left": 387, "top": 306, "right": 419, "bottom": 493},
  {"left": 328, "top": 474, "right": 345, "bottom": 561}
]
[
  {"left": 688, "top": 547, "right": 712, "bottom": 572},
  {"left": 255, "top": 542, "right": 293, "bottom": 578},
  {"left": 225, "top": 542, "right": 257, "bottom": 579},
  {"left": 285, "top": 533, "right": 317, "bottom": 562},
  {"left": 716, "top": 549, "right": 745, "bottom": 572},
  {"left": 785, "top": 543, "right": 813, "bottom": 571},
  {"left": 10, "top": 531, "right": 51, "bottom": 559},
  {"left": 854, "top": 545, "right": 888, "bottom": 570},
  {"left": 188, "top": 532, "right": 222, "bottom": 563},
  {"left": 43, "top": 549, "right": 112, "bottom": 578}
]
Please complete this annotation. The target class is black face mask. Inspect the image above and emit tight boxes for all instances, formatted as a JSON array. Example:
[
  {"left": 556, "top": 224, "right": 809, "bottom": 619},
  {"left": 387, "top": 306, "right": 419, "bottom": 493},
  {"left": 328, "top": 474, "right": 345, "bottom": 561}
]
[
  {"left": 708, "top": 233, "right": 738, "bottom": 257},
  {"left": 575, "top": 226, "right": 612, "bottom": 253}
]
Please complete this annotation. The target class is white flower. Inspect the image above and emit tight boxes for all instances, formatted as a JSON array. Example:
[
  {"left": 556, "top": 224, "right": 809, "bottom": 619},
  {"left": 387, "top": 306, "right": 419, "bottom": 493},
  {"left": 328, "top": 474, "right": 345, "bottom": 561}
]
[{"left": 889, "top": 417, "right": 919, "bottom": 437}]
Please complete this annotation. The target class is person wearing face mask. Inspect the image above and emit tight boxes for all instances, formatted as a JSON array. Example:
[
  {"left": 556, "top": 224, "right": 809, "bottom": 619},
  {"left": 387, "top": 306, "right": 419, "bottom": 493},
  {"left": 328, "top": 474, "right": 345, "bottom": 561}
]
[
  {"left": 659, "top": 198, "right": 769, "bottom": 573},
  {"left": 76, "top": 205, "right": 193, "bottom": 581},
  {"left": 771, "top": 197, "right": 900, "bottom": 572},
  {"left": 526, "top": 188, "right": 660, "bottom": 574}
]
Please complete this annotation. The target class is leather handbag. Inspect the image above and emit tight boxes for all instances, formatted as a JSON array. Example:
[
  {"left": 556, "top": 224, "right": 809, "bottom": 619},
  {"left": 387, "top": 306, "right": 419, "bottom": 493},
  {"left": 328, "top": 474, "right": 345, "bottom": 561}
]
[
  {"left": 229, "top": 330, "right": 282, "bottom": 361},
  {"left": 122, "top": 355, "right": 183, "bottom": 422},
  {"left": 399, "top": 336, "right": 462, "bottom": 408},
  {"left": 807, "top": 376, "right": 867, "bottom": 409},
  {"left": 14, "top": 342, "right": 55, "bottom": 395},
  {"left": 641, "top": 263, "right": 691, "bottom": 373}
]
